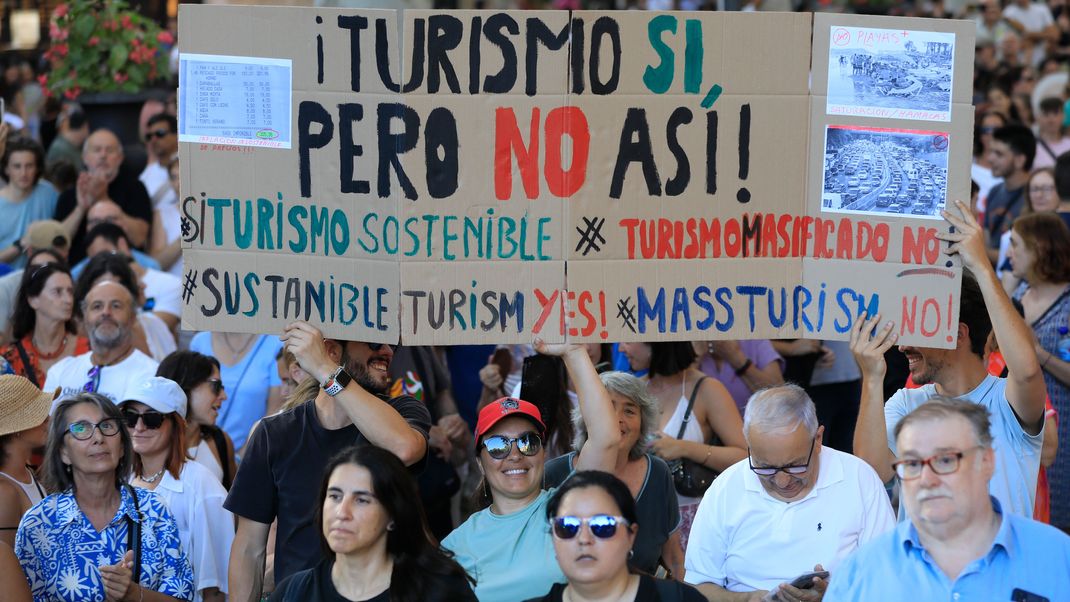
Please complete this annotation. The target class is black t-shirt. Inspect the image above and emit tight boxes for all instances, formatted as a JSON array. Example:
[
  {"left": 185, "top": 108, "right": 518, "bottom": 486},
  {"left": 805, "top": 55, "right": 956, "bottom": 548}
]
[
  {"left": 224, "top": 395, "right": 431, "bottom": 584},
  {"left": 269, "top": 558, "right": 477, "bottom": 602},
  {"left": 543, "top": 453, "right": 680, "bottom": 575},
  {"left": 525, "top": 575, "right": 705, "bottom": 602},
  {"left": 53, "top": 166, "right": 153, "bottom": 263},
  {"left": 983, "top": 182, "right": 1025, "bottom": 248}
]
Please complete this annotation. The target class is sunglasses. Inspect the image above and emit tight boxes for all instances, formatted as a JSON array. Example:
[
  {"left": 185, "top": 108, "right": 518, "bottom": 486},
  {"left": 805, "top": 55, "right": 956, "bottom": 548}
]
[
  {"left": 121, "top": 408, "right": 166, "bottom": 430},
  {"left": 206, "top": 378, "right": 224, "bottom": 395},
  {"left": 481, "top": 432, "right": 542, "bottom": 460},
  {"left": 66, "top": 418, "right": 121, "bottom": 440},
  {"left": 367, "top": 342, "right": 395, "bottom": 352},
  {"left": 144, "top": 128, "right": 171, "bottom": 141},
  {"left": 551, "top": 515, "right": 629, "bottom": 540}
]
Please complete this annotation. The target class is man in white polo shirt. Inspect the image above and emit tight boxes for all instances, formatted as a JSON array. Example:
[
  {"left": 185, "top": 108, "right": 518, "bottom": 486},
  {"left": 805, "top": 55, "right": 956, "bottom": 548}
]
[{"left": 685, "top": 384, "right": 894, "bottom": 601}]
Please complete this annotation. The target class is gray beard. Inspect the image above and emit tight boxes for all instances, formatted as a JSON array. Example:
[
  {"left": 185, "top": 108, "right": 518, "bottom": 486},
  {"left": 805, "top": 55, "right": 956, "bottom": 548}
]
[{"left": 88, "top": 324, "right": 128, "bottom": 351}]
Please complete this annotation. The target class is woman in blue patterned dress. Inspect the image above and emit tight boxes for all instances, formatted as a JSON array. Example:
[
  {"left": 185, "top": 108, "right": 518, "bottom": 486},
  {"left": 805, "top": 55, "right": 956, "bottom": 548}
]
[
  {"left": 14, "top": 392, "right": 194, "bottom": 601},
  {"left": 1009, "top": 213, "right": 1070, "bottom": 530}
]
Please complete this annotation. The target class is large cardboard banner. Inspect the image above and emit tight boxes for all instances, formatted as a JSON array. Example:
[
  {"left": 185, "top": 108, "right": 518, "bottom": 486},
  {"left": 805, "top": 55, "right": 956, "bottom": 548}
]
[{"left": 178, "top": 7, "right": 974, "bottom": 347}]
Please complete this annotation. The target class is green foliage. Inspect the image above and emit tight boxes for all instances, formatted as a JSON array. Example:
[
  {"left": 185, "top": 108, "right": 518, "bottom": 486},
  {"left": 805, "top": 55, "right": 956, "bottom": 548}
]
[{"left": 40, "top": 0, "right": 173, "bottom": 99}]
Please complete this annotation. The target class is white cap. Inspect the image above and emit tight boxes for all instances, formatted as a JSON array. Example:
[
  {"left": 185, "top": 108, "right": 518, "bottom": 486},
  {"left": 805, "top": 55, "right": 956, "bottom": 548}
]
[{"left": 120, "top": 376, "right": 187, "bottom": 418}]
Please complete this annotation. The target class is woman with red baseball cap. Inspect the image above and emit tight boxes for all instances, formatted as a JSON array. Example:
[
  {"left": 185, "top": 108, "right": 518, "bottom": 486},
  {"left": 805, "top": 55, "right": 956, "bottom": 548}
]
[{"left": 442, "top": 339, "right": 620, "bottom": 602}]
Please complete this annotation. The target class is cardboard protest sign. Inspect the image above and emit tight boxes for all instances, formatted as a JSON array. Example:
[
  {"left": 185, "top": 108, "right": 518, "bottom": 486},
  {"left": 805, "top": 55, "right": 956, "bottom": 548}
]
[{"left": 179, "top": 6, "right": 973, "bottom": 347}]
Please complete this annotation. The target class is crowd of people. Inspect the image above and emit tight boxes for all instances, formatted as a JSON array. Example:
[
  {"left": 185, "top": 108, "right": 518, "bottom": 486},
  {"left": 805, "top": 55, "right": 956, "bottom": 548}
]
[{"left": 0, "top": 1, "right": 1069, "bottom": 600}]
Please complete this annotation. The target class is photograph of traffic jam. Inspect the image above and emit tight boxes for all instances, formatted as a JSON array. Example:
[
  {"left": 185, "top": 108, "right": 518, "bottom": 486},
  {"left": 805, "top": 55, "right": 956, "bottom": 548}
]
[
  {"left": 820, "top": 125, "right": 949, "bottom": 220},
  {"left": 827, "top": 27, "right": 956, "bottom": 121}
]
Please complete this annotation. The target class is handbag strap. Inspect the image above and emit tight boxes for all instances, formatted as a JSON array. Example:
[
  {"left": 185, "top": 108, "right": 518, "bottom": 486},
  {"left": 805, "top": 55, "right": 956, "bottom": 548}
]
[
  {"left": 123, "top": 484, "right": 142, "bottom": 584},
  {"left": 675, "top": 376, "right": 707, "bottom": 440},
  {"left": 13, "top": 341, "right": 39, "bottom": 387}
]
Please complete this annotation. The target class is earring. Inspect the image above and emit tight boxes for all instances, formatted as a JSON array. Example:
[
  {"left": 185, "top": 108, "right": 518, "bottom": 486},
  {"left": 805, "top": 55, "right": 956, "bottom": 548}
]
[
  {"left": 628, "top": 550, "right": 634, "bottom": 559},
  {"left": 387, "top": 522, "right": 395, "bottom": 531},
  {"left": 482, "top": 478, "right": 490, "bottom": 499}
]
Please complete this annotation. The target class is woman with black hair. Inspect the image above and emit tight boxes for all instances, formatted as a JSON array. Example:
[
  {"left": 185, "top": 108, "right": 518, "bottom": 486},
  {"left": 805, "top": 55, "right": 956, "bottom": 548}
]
[
  {"left": 0, "top": 259, "right": 85, "bottom": 386},
  {"left": 157, "top": 350, "right": 236, "bottom": 489},
  {"left": 618, "top": 342, "right": 746, "bottom": 549},
  {"left": 526, "top": 471, "right": 703, "bottom": 602},
  {"left": 269, "top": 445, "right": 476, "bottom": 602}
]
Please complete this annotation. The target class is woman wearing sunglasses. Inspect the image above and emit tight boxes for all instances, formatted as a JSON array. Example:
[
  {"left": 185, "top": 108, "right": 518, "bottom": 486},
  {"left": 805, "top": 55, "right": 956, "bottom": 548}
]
[
  {"left": 269, "top": 445, "right": 475, "bottom": 601},
  {"left": 14, "top": 392, "right": 193, "bottom": 601},
  {"left": 157, "top": 351, "right": 236, "bottom": 489},
  {"left": 443, "top": 340, "right": 620, "bottom": 602},
  {"left": 120, "top": 377, "right": 234, "bottom": 602},
  {"left": 544, "top": 371, "right": 684, "bottom": 579},
  {"left": 527, "top": 471, "right": 704, "bottom": 602}
]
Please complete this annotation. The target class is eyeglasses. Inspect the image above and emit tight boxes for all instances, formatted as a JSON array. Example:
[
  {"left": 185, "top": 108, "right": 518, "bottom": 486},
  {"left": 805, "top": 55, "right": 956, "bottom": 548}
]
[
  {"left": 891, "top": 446, "right": 985, "bottom": 480},
  {"left": 121, "top": 408, "right": 166, "bottom": 430},
  {"left": 980, "top": 126, "right": 997, "bottom": 134},
  {"left": 84, "top": 365, "right": 102, "bottom": 393},
  {"left": 367, "top": 342, "right": 395, "bottom": 352},
  {"left": 206, "top": 378, "right": 224, "bottom": 395},
  {"left": 748, "top": 437, "right": 816, "bottom": 477},
  {"left": 144, "top": 128, "right": 171, "bottom": 141},
  {"left": 66, "top": 418, "right": 121, "bottom": 440},
  {"left": 481, "top": 432, "right": 543, "bottom": 460},
  {"left": 1030, "top": 185, "right": 1056, "bottom": 194},
  {"left": 551, "top": 515, "right": 629, "bottom": 540}
]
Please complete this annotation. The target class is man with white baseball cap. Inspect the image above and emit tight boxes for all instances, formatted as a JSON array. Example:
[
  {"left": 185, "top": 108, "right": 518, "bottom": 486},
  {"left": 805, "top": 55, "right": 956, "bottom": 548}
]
[
  {"left": 119, "top": 376, "right": 233, "bottom": 602},
  {"left": 0, "top": 375, "right": 55, "bottom": 545}
]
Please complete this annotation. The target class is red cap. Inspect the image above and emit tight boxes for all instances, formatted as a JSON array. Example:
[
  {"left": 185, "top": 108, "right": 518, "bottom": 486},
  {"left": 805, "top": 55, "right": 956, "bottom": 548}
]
[{"left": 475, "top": 397, "right": 546, "bottom": 443}]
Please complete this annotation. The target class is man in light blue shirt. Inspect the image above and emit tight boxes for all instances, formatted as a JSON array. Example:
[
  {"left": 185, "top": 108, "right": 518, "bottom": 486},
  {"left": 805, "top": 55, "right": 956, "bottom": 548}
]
[{"left": 826, "top": 398, "right": 1070, "bottom": 601}]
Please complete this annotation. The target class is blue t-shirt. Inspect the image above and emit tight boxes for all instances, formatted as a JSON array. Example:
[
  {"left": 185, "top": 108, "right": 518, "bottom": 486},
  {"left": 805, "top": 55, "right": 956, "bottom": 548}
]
[
  {"left": 0, "top": 181, "right": 58, "bottom": 264},
  {"left": 189, "top": 333, "right": 283, "bottom": 451},
  {"left": 885, "top": 375, "right": 1043, "bottom": 518},
  {"left": 825, "top": 498, "right": 1070, "bottom": 601},
  {"left": 442, "top": 489, "right": 565, "bottom": 602}
]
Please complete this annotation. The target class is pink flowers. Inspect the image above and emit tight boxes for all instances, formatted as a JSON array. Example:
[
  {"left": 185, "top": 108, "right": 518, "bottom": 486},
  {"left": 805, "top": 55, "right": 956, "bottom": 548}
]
[
  {"left": 54, "top": 4, "right": 68, "bottom": 18},
  {"left": 157, "top": 31, "right": 174, "bottom": 45},
  {"left": 113, "top": 73, "right": 128, "bottom": 84},
  {"left": 87, "top": 36, "right": 100, "bottom": 47}
]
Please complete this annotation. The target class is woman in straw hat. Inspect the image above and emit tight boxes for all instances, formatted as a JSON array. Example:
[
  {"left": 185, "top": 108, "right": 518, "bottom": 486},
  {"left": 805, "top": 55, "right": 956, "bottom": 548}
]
[{"left": 0, "top": 374, "right": 51, "bottom": 546}]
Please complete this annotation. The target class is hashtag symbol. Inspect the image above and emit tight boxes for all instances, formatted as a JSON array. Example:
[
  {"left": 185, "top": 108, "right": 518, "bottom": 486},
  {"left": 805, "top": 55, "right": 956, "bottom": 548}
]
[
  {"left": 182, "top": 270, "right": 198, "bottom": 305},
  {"left": 616, "top": 297, "right": 637, "bottom": 333},
  {"left": 181, "top": 217, "right": 191, "bottom": 238},
  {"left": 575, "top": 216, "right": 606, "bottom": 256}
]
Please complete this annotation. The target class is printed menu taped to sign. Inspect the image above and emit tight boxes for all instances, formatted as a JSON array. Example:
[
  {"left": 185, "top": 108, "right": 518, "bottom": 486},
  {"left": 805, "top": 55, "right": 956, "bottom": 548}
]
[
  {"left": 178, "top": 53, "right": 292, "bottom": 148},
  {"left": 178, "top": 7, "right": 975, "bottom": 347}
]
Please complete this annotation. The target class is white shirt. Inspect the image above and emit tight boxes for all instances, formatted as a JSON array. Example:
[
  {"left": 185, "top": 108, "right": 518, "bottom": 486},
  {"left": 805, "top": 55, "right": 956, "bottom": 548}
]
[
  {"left": 684, "top": 446, "right": 894, "bottom": 593},
  {"left": 189, "top": 438, "right": 224, "bottom": 484},
  {"left": 139, "top": 162, "right": 176, "bottom": 209},
  {"left": 1003, "top": 2, "right": 1054, "bottom": 66},
  {"left": 138, "top": 461, "right": 233, "bottom": 601},
  {"left": 156, "top": 202, "right": 183, "bottom": 277},
  {"left": 140, "top": 268, "right": 182, "bottom": 319},
  {"left": 45, "top": 350, "right": 159, "bottom": 408},
  {"left": 139, "top": 312, "right": 176, "bottom": 362}
]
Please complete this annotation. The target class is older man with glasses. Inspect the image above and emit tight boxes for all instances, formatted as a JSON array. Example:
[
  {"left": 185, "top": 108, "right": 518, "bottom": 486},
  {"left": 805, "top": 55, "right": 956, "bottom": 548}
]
[
  {"left": 684, "top": 384, "right": 894, "bottom": 602},
  {"left": 825, "top": 397, "right": 1070, "bottom": 601}
]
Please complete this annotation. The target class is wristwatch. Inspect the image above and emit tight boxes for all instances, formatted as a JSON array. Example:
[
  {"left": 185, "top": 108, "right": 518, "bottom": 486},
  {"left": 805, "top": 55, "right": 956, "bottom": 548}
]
[{"left": 321, "top": 366, "right": 352, "bottom": 396}]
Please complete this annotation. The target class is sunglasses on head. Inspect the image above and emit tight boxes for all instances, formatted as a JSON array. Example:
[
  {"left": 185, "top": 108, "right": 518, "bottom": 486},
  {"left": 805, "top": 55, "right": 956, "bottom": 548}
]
[
  {"left": 481, "top": 432, "right": 542, "bottom": 460},
  {"left": 206, "top": 378, "right": 224, "bottom": 395},
  {"left": 551, "top": 515, "right": 629, "bottom": 540},
  {"left": 144, "top": 128, "right": 171, "bottom": 141},
  {"left": 121, "top": 408, "right": 166, "bottom": 430},
  {"left": 367, "top": 342, "right": 395, "bottom": 352},
  {"left": 84, "top": 365, "right": 102, "bottom": 393}
]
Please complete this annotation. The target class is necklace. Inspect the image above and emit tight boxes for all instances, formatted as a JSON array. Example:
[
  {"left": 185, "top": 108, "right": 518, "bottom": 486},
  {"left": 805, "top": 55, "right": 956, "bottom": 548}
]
[
  {"left": 221, "top": 333, "right": 254, "bottom": 356},
  {"left": 140, "top": 468, "right": 165, "bottom": 483},
  {"left": 31, "top": 333, "right": 68, "bottom": 360}
]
